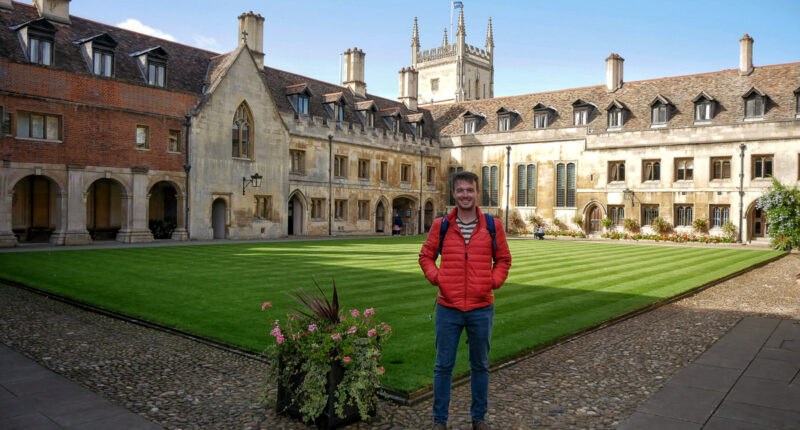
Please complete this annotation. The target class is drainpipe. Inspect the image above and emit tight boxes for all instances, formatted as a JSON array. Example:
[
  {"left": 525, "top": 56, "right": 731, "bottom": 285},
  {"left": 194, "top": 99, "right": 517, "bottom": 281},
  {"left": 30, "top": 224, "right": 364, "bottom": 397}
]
[
  {"left": 183, "top": 114, "right": 192, "bottom": 240},
  {"left": 738, "top": 143, "right": 746, "bottom": 244},
  {"left": 419, "top": 148, "right": 424, "bottom": 234},
  {"left": 505, "top": 145, "right": 511, "bottom": 232},
  {"left": 328, "top": 134, "right": 333, "bottom": 237}
]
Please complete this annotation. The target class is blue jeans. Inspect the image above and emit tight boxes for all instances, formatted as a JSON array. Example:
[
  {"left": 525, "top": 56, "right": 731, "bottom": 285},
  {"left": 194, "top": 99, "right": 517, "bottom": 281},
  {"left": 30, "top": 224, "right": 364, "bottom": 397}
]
[{"left": 433, "top": 303, "right": 494, "bottom": 424}]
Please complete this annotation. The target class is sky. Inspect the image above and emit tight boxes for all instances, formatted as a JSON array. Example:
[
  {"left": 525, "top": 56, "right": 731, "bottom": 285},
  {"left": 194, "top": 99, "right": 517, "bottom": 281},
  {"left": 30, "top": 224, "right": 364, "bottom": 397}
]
[{"left": 62, "top": 0, "right": 800, "bottom": 100}]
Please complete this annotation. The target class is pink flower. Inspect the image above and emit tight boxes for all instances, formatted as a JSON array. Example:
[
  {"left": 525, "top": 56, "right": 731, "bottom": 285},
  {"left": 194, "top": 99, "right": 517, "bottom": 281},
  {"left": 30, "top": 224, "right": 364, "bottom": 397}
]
[
  {"left": 270, "top": 327, "right": 282, "bottom": 337},
  {"left": 339, "top": 315, "right": 346, "bottom": 322},
  {"left": 273, "top": 319, "right": 280, "bottom": 327},
  {"left": 261, "top": 302, "right": 272, "bottom": 311},
  {"left": 347, "top": 326, "right": 357, "bottom": 335},
  {"left": 380, "top": 366, "right": 385, "bottom": 373},
  {"left": 308, "top": 324, "right": 317, "bottom": 332},
  {"left": 276, "top": 334, "right": 285, "bottom": 344},
  {"left": 331, "top": 333, "right": 341, "bottom": 340},
  {"left": 367, "top": 328, "right": 377, "bottom": 337},
  {"left": 350, "top": 309, "right": 360, "bottom": 317},
  {"left": 343, "top": 356, "right": 351, "bottom": 363},
  {"left": 364, "top": 308, "right": 375, "bottom": 316},
  {"left": 382, "top": 324, "right": 392, "bottom": 332}
]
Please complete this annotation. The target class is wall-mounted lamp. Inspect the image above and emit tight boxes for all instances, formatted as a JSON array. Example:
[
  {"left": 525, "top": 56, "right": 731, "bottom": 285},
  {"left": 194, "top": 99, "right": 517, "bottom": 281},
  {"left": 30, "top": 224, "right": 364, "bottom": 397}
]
[
  {"left": 623, "top": 188, "right": 635, "bottom": 207},
  {"left": 242, "top": 173, "right": 263, "bottom": 195}
]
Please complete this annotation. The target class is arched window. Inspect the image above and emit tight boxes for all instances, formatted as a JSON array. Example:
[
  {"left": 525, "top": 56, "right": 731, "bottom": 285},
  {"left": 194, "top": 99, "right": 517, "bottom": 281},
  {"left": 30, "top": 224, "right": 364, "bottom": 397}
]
[{"left": 232, "top": 103, "right": 253, "bottom": 158}]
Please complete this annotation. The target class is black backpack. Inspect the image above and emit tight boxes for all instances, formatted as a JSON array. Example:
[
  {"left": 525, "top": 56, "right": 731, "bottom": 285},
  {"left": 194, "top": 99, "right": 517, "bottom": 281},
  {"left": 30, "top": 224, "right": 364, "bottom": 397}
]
[{"left": 434, "top": 213, "right": 497, "bottom": 260}]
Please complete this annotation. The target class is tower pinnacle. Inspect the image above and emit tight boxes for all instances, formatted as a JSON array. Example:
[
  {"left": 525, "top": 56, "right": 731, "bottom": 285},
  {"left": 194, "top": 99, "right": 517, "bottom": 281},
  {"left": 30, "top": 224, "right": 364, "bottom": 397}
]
[
  {"left": 456, "top": 7, "right": 465, "bottom": 38},
  {"left": 412, "top": 16, "right": 420, "bottom": 48},
  {"left": 486, "top": 17, "right": 494, "bottom": 49},
  {"left": 442, "top": 28, "right": 448, "bottom": 46}
]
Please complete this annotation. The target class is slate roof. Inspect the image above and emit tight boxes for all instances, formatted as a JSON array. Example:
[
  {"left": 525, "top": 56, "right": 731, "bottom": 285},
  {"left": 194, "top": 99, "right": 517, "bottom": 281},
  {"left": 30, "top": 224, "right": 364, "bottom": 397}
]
[
  {"left": 0, "top": 2, "right": 218, "bottom": 94},
  {"left": 430, "top": 62, "right": 800, "bottom": 135},
  {"left": 262, "top": 66, "right": 435, "bottom": 137}
]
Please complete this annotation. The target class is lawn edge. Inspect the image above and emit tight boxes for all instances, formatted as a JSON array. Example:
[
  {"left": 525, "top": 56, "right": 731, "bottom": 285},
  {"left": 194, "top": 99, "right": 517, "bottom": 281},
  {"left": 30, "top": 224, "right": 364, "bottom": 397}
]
[{"left": 0, "top": 250, "right": 786, "bottom": 406}]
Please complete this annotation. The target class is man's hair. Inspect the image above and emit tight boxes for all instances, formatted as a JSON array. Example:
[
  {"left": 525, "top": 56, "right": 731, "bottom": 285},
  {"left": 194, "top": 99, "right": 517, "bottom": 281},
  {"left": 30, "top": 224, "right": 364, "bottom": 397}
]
[{"left": 452, "top": 171, "right": 479, "bottom": 188}]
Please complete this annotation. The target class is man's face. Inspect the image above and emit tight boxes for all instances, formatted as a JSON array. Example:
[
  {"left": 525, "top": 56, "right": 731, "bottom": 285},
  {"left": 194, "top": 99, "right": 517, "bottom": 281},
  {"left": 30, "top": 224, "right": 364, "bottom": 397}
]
[{"left": 452, "top": 179, "right": 478, "bottom": 211}]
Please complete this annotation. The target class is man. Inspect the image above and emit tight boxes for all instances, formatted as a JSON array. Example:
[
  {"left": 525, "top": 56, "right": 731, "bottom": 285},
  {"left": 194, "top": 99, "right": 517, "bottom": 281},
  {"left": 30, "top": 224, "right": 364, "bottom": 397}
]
[{"left": 419, "top": 171, "right": 512, "bottom": 430}]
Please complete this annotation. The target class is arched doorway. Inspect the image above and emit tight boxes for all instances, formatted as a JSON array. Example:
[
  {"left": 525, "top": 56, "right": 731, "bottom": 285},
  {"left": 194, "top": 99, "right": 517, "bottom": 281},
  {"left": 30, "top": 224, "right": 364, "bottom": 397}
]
[
  {"left": 288, "top": 193, "right": 304, "bottom": 236},
  {"left": 148, "top": 181, "right": 178, "bottom": 239},
  {"left": 11, "top": 175, "right": 59, "bottom": 242},
  {"left": 392, "top": 196, "right": 417, "bottom": 235},
  {"left": 86, "top": 178, "right": 123, "bottom": 241},
  {"left": 747, "top": 201, "right": 767, "bottom": 241},
  {"left": 424, "top": 201, "right": 434, "bottom": 232},
  {"left": 587, "top": 205, "right": 603, "bottom": 234},
  {"left": 212, "top": 198, "right": 227, "bottom": 239},
  {"left": 375, "top": 201, "right": 386, "bottom": 233}
]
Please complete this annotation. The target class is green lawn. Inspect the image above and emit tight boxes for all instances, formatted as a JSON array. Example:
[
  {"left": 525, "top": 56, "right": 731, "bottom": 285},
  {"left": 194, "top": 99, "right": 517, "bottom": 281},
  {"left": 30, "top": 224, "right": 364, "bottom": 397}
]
[{"left": 0, "top": 238, "right": 781, "bottom": 393}]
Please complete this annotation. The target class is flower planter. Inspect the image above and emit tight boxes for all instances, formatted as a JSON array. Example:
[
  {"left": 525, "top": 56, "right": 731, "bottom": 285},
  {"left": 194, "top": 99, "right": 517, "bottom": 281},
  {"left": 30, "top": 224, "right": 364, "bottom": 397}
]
[{"left": 276, "top": 359, "right": 374, "bottom": 429}]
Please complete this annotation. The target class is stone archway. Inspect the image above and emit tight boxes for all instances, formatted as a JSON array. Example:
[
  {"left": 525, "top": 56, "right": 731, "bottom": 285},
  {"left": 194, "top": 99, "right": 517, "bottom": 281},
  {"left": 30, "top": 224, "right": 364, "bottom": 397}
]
[
  {"left": 587, "top": 204, "right": 604, "bottom": 234},
  {"left": 86, "top": 178, "right": 124, "bottom": 241},
  {"left": 288, "top": 192, "right": 305, "bottom": 236},
  {"left": 391, "top": 196, "right": 418, "bottom": 235},
  {"left": 212, "top": 198, "right": 227, "bottom": 239},
  {"left": 11, "top": 175, "right": 60, "bottom": 243},
  {"left": 148, "top": 181, "right": 179, "bottom": 239},
  {"left": 746, "top": 201, "right": 767, "bottom": 242}
]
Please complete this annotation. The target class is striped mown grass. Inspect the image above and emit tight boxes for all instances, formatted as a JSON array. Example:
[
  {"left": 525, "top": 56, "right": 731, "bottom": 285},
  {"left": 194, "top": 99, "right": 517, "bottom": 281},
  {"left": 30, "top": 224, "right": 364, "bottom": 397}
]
[{"left": 0, "top": 238, "right": 781, "bottom": 393}]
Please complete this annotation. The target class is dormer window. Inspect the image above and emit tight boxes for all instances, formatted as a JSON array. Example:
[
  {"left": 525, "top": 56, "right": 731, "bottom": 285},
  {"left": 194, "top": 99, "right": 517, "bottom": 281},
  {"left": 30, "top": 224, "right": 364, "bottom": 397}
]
[
  {"left": 692, "top": 92, "right": 716, "bottom": 122},
  {"left": 323, "top": 93, "right": 346, "bottom": 124},
  {"left": 742, "top": 87, "right": 766, "bottom": 120},
  {"left": 462, "top": 110, "right": 484, "bottom": 134},
  {"left": 12, "top": 19, "right": 57, "bottom": 67},
  {"left": 366, "top": 110, "right": 374, "bottom": 127},
  {"left": 649, "top": 95, "right": 673, "bottom": 127},
  {"left": 606, "top": 100, "right": 627, "bottom": 130},
  {"left": 405, "top": 113, "right": 425, "bottom": 138},
  {"left": 93, "top": 49, "right": 113, "bottom": 77},
  {"left": 393, "top": 117, "right": 401, "bottom": 133},
  {"left": 532, "top": 103, "right": 556, "bottom": 129},
  {"left": 131, "top": 47, "right": 169, "bottom": 88},
  {"left": 355, "top": 101, "right": 377, "bottom": 128},
  {"left": 496, "top": 107, "right": 517, "bottom": 132},
  {"left": 286, "top": 84, "right": 312, "bottom": 115},
  {"left": 572, "top": 100, "right": 594, "bottom": 126},
  {"left": 75, "top": 33, "right": 117, "bottom": 78}
]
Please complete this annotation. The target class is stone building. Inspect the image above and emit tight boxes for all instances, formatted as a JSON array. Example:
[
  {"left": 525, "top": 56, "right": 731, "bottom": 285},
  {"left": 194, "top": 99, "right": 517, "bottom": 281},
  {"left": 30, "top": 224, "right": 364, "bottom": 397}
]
[{"left": 412, "top": 7, "right": 494, "bottom": 106}]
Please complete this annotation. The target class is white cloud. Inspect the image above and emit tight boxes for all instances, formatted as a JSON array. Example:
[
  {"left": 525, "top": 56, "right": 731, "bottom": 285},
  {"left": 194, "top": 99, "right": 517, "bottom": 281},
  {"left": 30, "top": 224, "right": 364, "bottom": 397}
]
[
  {"left": 117, "top": 18, "right": 176, "bottom": 42},
  {"left": 193, "top": 34, "right": 222, "bottom": 52}
]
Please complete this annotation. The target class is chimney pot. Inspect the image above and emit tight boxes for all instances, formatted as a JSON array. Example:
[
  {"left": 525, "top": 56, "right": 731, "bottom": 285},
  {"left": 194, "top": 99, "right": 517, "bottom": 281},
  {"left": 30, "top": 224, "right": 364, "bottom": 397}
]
[
  {"left": 605, "top": 53, "right": 624, "bottom": 92},
  {"left": 238, "top": 11, "right": 265, "bottom": 69},
  {"left": 739, "top": 34, "right": 754, "bottom": 76},
  {"left": 33, "top": 0, "right": 71, "bottom": 24}
]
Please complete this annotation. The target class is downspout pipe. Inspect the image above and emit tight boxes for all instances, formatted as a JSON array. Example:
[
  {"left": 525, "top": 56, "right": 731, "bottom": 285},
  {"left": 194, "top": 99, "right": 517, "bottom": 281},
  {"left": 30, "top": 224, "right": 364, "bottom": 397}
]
[
  {"left": 419, "top": 149, "right": 424, "bottom": 235},
  {"left": 328, "top": 134, "right": 333, "bottom": 237},
  {"left": 738, "top": 143, "right": 746, "bottom": 244},
  {"left": 183, "top": 114, "right": 192, "bottom": 241},
  {"left": 505, "top": 145, "right": 511, "bottom": 232}
]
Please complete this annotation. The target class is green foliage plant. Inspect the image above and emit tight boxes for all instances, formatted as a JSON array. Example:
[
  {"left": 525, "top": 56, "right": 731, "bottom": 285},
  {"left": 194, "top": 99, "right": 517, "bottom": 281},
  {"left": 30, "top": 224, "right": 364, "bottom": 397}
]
[
  {"left": 552, "top": 218, "right": 566, "bottom": 230},
  {"left": 693, "top": 218, "right": 709, "bottom": 234},
  {"left": 600, "top": 217, "right": 614, "bottom": 230},
  {"left": 527, "top": 214, "right": 544, "bottom": 227},
  {"left": 509, "top": 213, "right": 526, "bottom": 232},
  {"left": 623, "top": 218, "right": 640, "bottom": 233},
  {"left": 263, "top": 279, "right": 391, "bottom": 423},
  {"left": 651, "top": 217, "right": 671, "bottom": 235},
  {"left": 721, "top": 221, "right": 737, "bottom": 241},
  {"left": 757, "top": 178, "right": 800, "bottom": 250},
  {"left": 571, "top": 215, "right": 584, "bottom": 230}
]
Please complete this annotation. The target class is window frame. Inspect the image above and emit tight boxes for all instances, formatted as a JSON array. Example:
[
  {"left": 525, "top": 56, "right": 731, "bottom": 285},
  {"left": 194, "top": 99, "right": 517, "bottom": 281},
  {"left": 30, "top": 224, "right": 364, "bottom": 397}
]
[
  {"left": 289, "top": 94, "right": 310, "bottom": 115},
  {"left": 168, "top": 129, "right": 181, "bottom": 153},
  {"left": 555, "top": 162, "right": 577, "bottom": 208},
  {"left": 357, "top": 158, "right": 370, "bottom": 180},
  {"left": 334, "top": 199, "right": 347, "bottom": 220},
  {"left": 674, "top": 204, "right": 693, "bottom": 227},
  {"left": 92, "top": 48, "right": 114, "bottom": 77},
  {"left": 516, "top": 163, "right": 536, "bottom": 207},
  {"left": 675, "top": 158, "right": 694, "bottom": 181},
  {"left": 357, "top": 200, "right": 369, "bottom": 221},
  {"left": 400, "top": 164, "right": 411, "bottom": 183},
  {"left": 608, "top": 205, "right": 624, "bottom": 225},
  {"left": 533, "top": 112, "right": 549, "bottom": 129},
  {"left": 15, "top": 111, "right": 62, "bottom": 141},
  {"left": 642, "top": 160, "right": 661, "bottom": 182},
  {"left": 608, "top": 161, "right": 626, "bottom": 183},
  {"left": 380, "top": 161, "right": 388, "bottom": 182},
  {"left": 710, "top": 157, "right": 731, "bottom": 180},
  {"left": 290, "top": 149, "right": 305, "bottom": 174},
  {"left": 481, "top": 165, "right": 499, "bottom": 207},
  {"left": 710, "top": 205, "right": 730, "bottom": 228},
  {"left": 334, "top": 155, "right": 347, "bottom": 178},
  {"left": 135, "top": 124, "right": 150, "bottom": 149},
  {"left": 147, "top": 58, "right": 166, "bottom": 87},
  {"left": 431, "top": 78, "right": 439, "bottom": 92},
  {"left": 464, "top": 118, "right": 476, "bottom": 134},
  {"left": 255, "top": 195, "right": 272, "bottom": 220},
  {"left": 231, "top": 103, "right": 253, "bottom": 159},
  {"left": 573, "top": 107, "right": 588, "bottom": 126},
  {"left": 426, "top": 166, "right": 436, "bottom": 185},
  {"left": 498, "top": 114, "right": 511, "bottom": 131},
  {"left": 608, "top": 108, "right": 624, "bottom": 129},
  {"left": 650, "top": 102, "right": 668, "bottom": 126},
  {"left": 641, "top": 204, "right": 659, "bottom": 226},
  {"left": 694, "top": 100, "right": 714, "bottom": 122},
  {"left": 752, "top": 154, "right": 774, "bottom": 179},
  {"left": 311, "top": 198, "right": 325, "bottom": 220},
  {"left": 29, "top": 34, "right": 54, "bottom": 66}
]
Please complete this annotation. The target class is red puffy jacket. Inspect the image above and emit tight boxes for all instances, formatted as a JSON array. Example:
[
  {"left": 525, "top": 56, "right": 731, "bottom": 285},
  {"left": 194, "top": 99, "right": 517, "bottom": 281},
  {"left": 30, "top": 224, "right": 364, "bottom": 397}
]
[{"left": 419, "top": 207, "right": 512, "bottom": 311}]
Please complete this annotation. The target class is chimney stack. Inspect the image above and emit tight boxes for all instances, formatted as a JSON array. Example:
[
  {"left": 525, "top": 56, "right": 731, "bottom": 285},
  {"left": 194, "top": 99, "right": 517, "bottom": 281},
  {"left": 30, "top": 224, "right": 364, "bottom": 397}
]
[
  {"left": 238, "top": 11, "right": 265, "bottom": 69},
  {"left": 739, "top": 34, "right": 754, "bottom": 76},
  {"left": 343, "top": 48, "right": 367, "bottom": 99},
  {"left": 0, "top": 0, "right": 13, "bottom": 11},
  {"left": 33, "top": 0, "right": 70, "bottom": 25},
  {"left": 605, "top": 53, "right": 624, "bottom": 92},
  {"left": 398, "top": 67, "right": 419, "bottom": 111}
]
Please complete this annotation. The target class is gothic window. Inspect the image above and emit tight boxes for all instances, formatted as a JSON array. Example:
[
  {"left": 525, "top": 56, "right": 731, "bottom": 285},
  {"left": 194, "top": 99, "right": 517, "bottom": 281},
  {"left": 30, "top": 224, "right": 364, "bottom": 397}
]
[
  {"left": 710, "top": 205, "right": 730, "bottom": 228},
  {"left": 556, "top": 163, "right": 576, "bottom": 208},
  {"left": 643, "top": 160, "right": 660, "bottom": 182},
  {"left": 481, "top": 166, "right": 499, "bottom": 207},
  {"left": 232, "top": 103, "right": 253, "bottom": 158},
  {"left": 380, "top": 161, "right": 388, "bottom": 182},
  {"left": 516, "top": 164, "right": 536, "bottom": 207},
  {"left": 752, "top": 155, "right": 774, "bottom": 179},
  {"left": 609, "top": 161, "right": 625, "bottom": 182},
  {"left": 675, "top": 205, "right": 693, "bottom": 227},
  {"left": 608, "top": 205, "right": 624, "bottom": 225},
  {"left": 675, "top": 159, "right": 694, "bottom": 181},
  {"left": 642, "top": 205, "right": 659, "bottom": 226},
  {"left": 426, "top": 166, "right": 435, "bottom": 184},
  {"left": 711, "top": 158, "right": 731, "bottom": 180}
]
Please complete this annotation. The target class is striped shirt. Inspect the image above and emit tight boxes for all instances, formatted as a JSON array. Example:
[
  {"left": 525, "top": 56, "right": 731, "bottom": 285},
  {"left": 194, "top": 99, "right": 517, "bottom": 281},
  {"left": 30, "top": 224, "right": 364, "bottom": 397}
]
[{"left": 456, "top": 217, "right": 478, "bottom": 246}]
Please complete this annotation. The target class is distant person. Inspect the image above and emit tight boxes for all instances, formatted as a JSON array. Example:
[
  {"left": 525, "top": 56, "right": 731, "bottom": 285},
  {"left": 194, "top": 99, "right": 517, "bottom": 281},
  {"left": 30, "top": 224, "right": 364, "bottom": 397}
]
[
  {"left": 393, "top": 213, "right": 403, "bottom": 235},
  {"left": 419, "top": 171, "right": 512, "bottom": 430},
  {"left": 535, "top": 225, "right": 545, "bottom": 240}
]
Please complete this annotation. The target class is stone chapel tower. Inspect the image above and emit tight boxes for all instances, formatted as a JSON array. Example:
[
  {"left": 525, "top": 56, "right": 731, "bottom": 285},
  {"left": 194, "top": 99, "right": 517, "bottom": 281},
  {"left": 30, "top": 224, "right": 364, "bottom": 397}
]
[{"left": 410, "top": 7, "right": 494, "bottom": 105}]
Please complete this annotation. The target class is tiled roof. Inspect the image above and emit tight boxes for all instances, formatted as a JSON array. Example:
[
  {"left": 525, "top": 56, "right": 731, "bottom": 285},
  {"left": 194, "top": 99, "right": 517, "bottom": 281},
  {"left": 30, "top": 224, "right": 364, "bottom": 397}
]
[
  {"left": 262, "top": 63, "right": 435, "bottom": 135},
  {"left": 430, "top": 62, "right": 800, "bottom": 135},
  {"left": 0, "top": 3, "right": 218, "bottom": 94}
]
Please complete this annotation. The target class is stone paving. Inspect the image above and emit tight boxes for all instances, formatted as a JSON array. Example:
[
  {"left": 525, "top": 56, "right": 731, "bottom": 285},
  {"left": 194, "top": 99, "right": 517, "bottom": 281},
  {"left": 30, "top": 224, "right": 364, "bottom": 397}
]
[{"left": 0, "top": 251, "right": 797, "bottom": 429}]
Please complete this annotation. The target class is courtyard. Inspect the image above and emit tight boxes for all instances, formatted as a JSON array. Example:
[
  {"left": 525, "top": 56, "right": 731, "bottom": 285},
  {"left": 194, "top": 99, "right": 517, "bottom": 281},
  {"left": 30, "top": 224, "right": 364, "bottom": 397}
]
[{"left": 0, "top": 238, "right": 782, "bottom": 394}]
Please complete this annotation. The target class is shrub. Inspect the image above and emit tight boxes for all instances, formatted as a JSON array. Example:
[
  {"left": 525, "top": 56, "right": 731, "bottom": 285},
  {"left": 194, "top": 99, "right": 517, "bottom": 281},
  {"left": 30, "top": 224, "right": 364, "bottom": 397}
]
[
  {"left": 693, "top": 218, "right": 709, "bottom": 234},
  {"left": 623, "top": 218, "right": 640, "bottom": 233},
  {"left": 527, "top": 214, "right": 544, "bottom": 227},
  {"left": 721, "top": 221, "right": 737, "bottom": 241},
  {"left": 571, "top": 215, "right": 583, "bottom": 226},
  {"left": 509, "top": 213, "right": 526, "bottom": 232},
  {"left": 149, "top": 220, "right": 176, "bottom": 239},
  {"left": 552, "top": 218, "right": 566, "bottom": 231},
  {"left": 651, "top": 217, "right": 671, "bottom": 235},
  {"left": 600, "top": 217, "right": 613, "bottom": 229},
  {"left": 757, "top": 179, "right": 800, "bottom": 251}
]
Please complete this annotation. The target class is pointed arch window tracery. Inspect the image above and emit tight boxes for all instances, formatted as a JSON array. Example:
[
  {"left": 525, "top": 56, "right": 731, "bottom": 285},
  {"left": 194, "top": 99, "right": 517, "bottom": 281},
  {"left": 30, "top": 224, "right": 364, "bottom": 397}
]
[{"left": 232, "top": 102, "right": 253, "bottom": 159}]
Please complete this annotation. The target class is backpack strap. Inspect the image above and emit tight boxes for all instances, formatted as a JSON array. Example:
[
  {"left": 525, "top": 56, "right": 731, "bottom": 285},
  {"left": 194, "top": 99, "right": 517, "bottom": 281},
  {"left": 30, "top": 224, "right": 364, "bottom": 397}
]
[
  {"left": 484, "top": 214, "right": 497, "bottom": 257},
  {"left": 435, "top": 218, "right": 450, "bottom": 260}
]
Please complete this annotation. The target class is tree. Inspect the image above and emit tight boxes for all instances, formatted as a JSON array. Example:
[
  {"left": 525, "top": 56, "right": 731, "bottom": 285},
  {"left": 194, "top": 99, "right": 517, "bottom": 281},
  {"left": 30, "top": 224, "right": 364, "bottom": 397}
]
[{"left": 756, "top": 179, "right": 800, "bottom": 250}]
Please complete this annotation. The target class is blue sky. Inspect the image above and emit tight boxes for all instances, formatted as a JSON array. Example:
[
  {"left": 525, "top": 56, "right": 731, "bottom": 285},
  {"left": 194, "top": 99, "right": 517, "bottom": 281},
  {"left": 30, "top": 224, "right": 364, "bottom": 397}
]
[{"left": 66, "top": 0, "right": 800, "bottom": 100}]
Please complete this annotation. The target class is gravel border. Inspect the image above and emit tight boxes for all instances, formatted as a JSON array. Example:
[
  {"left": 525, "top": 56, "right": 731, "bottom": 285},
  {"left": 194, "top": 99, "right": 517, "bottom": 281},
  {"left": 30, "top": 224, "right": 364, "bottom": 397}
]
[{"left": 1, "top": 253, "right": 797, "bottom": 429}]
